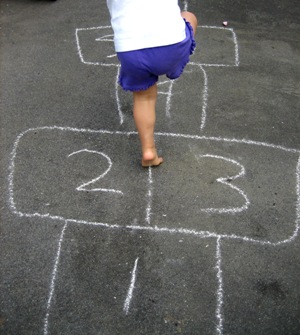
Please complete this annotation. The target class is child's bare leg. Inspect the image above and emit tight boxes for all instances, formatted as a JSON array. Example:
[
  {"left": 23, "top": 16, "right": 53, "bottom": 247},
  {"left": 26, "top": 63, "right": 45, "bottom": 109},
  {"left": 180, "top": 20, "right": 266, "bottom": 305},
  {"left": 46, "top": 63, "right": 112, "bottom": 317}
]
[
  {"left": 181, "top": 11, "right": 198, "bottom": 35},
  {"left": 133, "top": 84, "right": 163, "bottom": 167}
]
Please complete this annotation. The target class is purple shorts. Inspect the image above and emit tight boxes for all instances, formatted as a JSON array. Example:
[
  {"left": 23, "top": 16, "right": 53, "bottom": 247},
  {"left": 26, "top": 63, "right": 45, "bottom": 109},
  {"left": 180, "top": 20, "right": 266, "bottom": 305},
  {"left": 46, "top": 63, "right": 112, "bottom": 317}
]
[{"left": 117, "top": 20, "right": 196, "bottom": 92}]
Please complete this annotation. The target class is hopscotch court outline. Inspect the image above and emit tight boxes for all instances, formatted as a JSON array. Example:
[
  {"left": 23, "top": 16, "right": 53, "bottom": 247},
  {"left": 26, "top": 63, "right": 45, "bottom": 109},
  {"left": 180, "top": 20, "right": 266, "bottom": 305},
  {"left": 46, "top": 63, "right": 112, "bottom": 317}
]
[
  {"left": 8, "top": 126, "right": 300, "bottom": 335},
  {"left": 8, "top": 125, "right": 300, "bottom": 247},
  {"left": 75, "top": 25, "right": 239, "bottom": 130},
  {"left": 7, "top": 3, "right": 300, "bottom": 333}
]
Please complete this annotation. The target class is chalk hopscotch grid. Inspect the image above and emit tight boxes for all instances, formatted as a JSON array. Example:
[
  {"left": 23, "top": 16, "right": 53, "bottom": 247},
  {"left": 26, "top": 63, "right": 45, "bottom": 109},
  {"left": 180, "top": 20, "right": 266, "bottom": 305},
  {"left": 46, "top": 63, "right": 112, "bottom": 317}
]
[
  {"left": 8, "top": 127, "right": 300, "bottom": 335},
  {"left": 75, "top": 25, "right": 239, "bottom": 68},
  {"left": 75, "top": 25, "right": 239, "bottom": 130},
  {"left": 42, "top": 5, "right": 297, "bottom": 334},
  {"left": 8, "top": 126, "right": 300, "bottom": 246},
  {"left": 53, "top": 22, "right": 293, "bottom": 334},
  {"left": 7, "top": 2, "right": 298, "bottom": 334}
]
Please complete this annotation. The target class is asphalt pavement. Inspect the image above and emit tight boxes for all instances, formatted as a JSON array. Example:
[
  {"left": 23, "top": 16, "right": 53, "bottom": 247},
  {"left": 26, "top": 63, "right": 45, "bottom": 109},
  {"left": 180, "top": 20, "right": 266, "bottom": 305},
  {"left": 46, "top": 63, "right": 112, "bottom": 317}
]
[{"left": 1, "top": 0, "right": 300, "bottom": 334}]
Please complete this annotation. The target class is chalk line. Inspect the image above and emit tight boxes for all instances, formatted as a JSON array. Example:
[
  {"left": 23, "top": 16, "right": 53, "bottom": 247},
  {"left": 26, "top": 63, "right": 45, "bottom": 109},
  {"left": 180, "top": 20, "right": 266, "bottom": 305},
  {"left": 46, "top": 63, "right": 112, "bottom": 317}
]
[
  {"left": 43, "top": 222, "right": 68, "bottom": 335},
  {"left": 166, "top": 82, "right": 173, "bottom": 119},
  {"left": 75, "top": 25, "right": 239, "bottom": 68},
  {"left": 215, "top": 237, "right": 224, "bottom": 335},
  {"left": 158, "top": 79, "right": 175, "bottom": 119},
  {"left": 296, "top": 156, "right": 300, "bottom": 226},
  {"left": 12, "top": 124, "right": 300, "bottom": 154},
  {"left": 198, "top": 64, "right": 208, "bottom": 131},
  {"left": 115, "top": 66, "right": 125, "bottom": 124},
  {"left": 95, "top": 34, "right": 114, "bottom": 42},
  {"left": 145, "top": 167, "right": 153, "bottom": 225},
  {"left": 123, "top": 257, "right": 139, "bottom": 315},
  {"left": 182, "top": 0, "right": 189, "bottom": 11}
]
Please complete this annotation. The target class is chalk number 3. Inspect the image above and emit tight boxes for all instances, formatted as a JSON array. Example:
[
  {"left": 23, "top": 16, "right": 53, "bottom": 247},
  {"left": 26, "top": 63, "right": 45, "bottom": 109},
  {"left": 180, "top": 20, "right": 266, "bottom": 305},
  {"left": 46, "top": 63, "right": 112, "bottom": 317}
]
[{"left": 199, "top": 154, "right": 250, "bottom": 214}]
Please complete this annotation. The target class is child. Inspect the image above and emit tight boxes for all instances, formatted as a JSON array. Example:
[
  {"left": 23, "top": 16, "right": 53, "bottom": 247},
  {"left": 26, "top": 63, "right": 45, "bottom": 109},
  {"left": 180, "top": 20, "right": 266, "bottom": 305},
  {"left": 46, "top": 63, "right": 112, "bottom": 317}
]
[{"left": 106, "top": 0, "right": 197, "bottom": 167}]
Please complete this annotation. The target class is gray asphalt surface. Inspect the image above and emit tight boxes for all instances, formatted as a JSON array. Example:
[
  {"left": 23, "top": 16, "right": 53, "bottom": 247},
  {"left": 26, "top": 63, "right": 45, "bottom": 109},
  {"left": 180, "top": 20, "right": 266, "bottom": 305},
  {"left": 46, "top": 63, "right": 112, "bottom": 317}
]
[{"left": 1, "top": 0, "right": 300, "bottom": 334}]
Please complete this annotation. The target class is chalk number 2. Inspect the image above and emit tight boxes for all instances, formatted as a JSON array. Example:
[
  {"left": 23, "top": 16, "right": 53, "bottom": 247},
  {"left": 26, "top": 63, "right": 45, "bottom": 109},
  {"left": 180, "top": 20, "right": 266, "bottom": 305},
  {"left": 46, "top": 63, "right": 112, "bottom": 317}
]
[{"left": 68, "top": 149, "right": 123, "bottom": 195}]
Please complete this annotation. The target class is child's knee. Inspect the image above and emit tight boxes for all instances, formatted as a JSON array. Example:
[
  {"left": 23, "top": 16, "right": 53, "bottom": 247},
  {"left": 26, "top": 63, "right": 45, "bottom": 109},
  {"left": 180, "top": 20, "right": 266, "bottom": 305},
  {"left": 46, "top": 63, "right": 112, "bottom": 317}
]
[{"left": 181, "top": 11, "right": 198, "bottom": 35}]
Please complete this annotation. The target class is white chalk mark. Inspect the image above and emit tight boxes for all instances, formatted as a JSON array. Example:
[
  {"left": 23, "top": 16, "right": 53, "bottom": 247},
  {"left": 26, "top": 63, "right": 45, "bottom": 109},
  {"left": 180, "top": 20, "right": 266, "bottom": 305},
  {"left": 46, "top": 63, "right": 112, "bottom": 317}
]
[
  {"left": 158, "top": 79, "right": 175, "bottom": 118},
  {"left": 199, "top": 65, "right": 208, "bottom": 131},
  {"left": 75, "top": 25, "right": 239, "bottom": 68},
  {"left": 215, "top": 237, "right": 224, "bottom": 335},
  {"left": 197, "top": 26, "right": 240, "bottom": 67},
  {"left": 123, "top": 257, "right": 139, "bottom": 315},
  {"left": 75, "top": 28, "right": 86, "bottom": 65},
  {"left": 75, "top": 26, "right": 119, "bottom": 67},
  {"left": 43, "top": 222, "right": 68, "bottom": 335},
  {"left": 296, "top": 156, "right": 300, "bottom": 225},
  {"left": 198, "top": 154, "right": 250, "bottom": 214},
  {"left": 153, "top": 131, "right": 299, "bottom": 154},
  {"left": 197, "top": 64, "right": 208, "bottom": 131},
  {"left": 145, "top": 167, "right": 153, "bottom": 224},
  {"left": 115, "top": 66, "right": 124, "bottom": 124},
  {"left": 95, "top": 34, "right": 114, "bottom": 42},
  {"left": 158, "top": 80, "right": 171, "bottom": 86},
  {"left": 75, "top": 25, "right": 239, "bottom": 131},
  {"left": 182, "top": 0, "right": 189, "bottom": 11},
  {"left": 68, "top": 149, "right": 123, "bottom": 194},
  {"left": 165, "top": 80, "right": 175, "bottom": 118},
  {"left": 231, "top": 29, "right": 240, "bottom": 67},
  {"left": 8, "top": 126, "right": 300, "bottom": 245}
]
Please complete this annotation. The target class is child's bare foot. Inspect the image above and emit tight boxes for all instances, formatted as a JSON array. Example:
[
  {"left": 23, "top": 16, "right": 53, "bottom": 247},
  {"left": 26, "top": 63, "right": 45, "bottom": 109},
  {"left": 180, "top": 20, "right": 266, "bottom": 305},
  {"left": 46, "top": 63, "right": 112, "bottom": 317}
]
[{"left": 142, "top": 148, "right": 163, "bottom": 167}]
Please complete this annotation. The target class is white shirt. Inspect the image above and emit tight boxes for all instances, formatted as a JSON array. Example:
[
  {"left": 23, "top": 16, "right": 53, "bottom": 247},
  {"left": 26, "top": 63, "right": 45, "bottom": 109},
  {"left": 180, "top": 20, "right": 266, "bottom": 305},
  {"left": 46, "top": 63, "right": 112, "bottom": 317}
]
[{"left": 106, "top": 0, "right": 186, "bottom": 52}]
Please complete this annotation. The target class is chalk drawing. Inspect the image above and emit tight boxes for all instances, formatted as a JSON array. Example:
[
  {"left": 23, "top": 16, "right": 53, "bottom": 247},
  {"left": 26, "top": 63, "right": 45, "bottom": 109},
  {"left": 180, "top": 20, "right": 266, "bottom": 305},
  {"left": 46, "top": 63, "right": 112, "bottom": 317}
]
[
  {"left": 198, "top": 64, "right": 208, "bottom": 130},
  {"left": 75, "top": 24, "right": 239, "bottom": 131},
  {"left": 215, "top": 237, "right": 224, "bottom": 335},
  {"left": 68, "top": 149, "right": 123, "bottom": 194},
  {"left": 43, "top": 221, "right": 68, "bottom": 335},
  {"left": 7, "top": 3, "right": 298, "bottom": 333},
  {"left": 157, "top": 80, "right": 176, "bottom": 119},
  {"left": 182, "top": 0, "right": 189, "bottom": 11},
  {"left": 145, "top": 167, "right": 153, "bottom": 225},
  {"left": 9, "top": 126, "right": 300, "bottom": 244},
  {"left": 8, "top": 126, "right": 300, "bottom": 334},
  {"left": 198, "top": 154, "right": 250, "bottom": 214},
  {"left": 123, "top": 257, "right": 139, "bottom": 315},
  {"left": 115, "top": 66, "right": 125, "bottom": 124}
]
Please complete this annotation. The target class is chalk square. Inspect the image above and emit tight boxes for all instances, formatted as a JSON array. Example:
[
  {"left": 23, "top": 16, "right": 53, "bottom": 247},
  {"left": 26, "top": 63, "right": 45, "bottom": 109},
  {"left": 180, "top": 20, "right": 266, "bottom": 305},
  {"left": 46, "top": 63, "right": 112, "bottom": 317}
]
[
  {"left": 76, "top": 26, "right": 118, "bottom": 66},
  {"left": 47, "top": 227, "right": 217, "bottom": 334},
  {"left": 76, "top": 26, "right": 238, "bottom": 67},
  {"left": 11, "top": 127, "right": 149, "bottom": 226},
  {"left": 10, "top": 128, "right": 299, "bottom": 244},
  {"left": 192, "top": 26, "right": 239, "bottom": 66},
  {"left": 155, "top": 63, "right": 205, "bottom": 134},
  {"left": 150, "top": 136, "right": 299, "bottom": 243}
]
